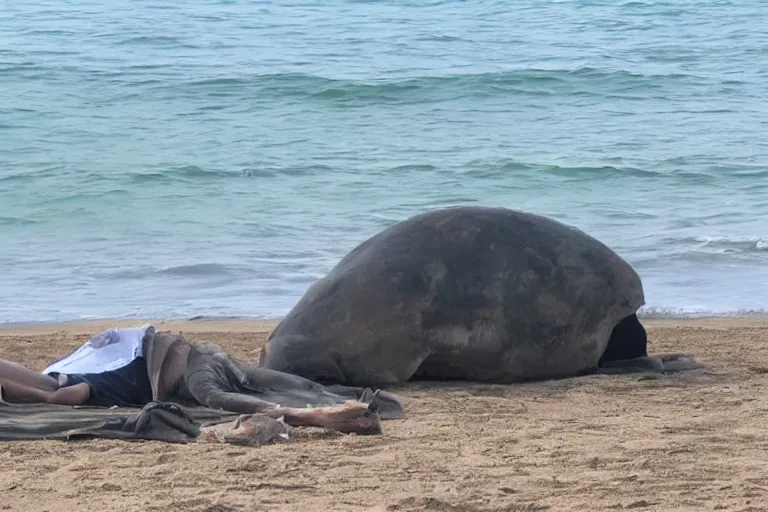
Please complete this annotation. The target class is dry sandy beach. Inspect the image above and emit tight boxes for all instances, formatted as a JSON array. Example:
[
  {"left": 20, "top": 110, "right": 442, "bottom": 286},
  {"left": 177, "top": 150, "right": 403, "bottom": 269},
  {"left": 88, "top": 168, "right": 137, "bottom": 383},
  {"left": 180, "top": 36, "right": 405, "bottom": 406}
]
[{"left": 1, "top": 317, "right": 767, "bottom": 512}]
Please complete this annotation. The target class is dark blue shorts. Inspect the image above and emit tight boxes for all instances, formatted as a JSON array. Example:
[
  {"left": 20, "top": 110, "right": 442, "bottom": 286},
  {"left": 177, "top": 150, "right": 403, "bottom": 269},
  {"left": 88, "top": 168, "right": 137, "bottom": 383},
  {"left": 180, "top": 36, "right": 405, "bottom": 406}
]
[{"left": 62, "top": 357, "right": 153, "bottom": 408}]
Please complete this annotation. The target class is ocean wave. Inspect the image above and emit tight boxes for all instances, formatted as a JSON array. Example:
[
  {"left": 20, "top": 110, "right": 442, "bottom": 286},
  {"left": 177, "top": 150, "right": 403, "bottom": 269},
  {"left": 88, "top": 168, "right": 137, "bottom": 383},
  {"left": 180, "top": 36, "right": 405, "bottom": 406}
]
[
  {"left": 375, "top": 164, "right": 439, "bottom": 176},
  {"left": 159, "top": 67, "right": 700, "bottom": 104},
  {"left": 119, "top": 159, "right": 761, "bottom": 187},
  {"left": 628, "top": 235, "right": 768, "bottom": 268},
  {"left": 0, "top": 172, "right": 33, "bottom": 183},
  {"left": 0, "top": 63, "right": 49, "bottom": 73},
  {"left": 690, "top": 236, "right": 768, "bottom": 253},
  {"left": 463, "top": 158, "right": 664, "bottom": 181},
  {"left": 115, "top": 35, "right": 194, "bottom": 48},
  {"left": 99, "top": 263, "right": 250, "bottom": 280},
  {"left": 731, "top": 169, "right": 768, "bottom": 179},
  {"left": 0, "top": 216, "right": 37, "bottom": 226},
  {"left": 127, "top": 165, "right": 226, "bottom": 183},
  {"left": 639, "top": 307, "right": 768, "bottom": 319},
  {"left": 240, "top": 164, "right": 335, "bottom": 179},
  {"left": 2, "top": 307, "right": 766, "bottom": 326},
  {"left": 159, "top": 263, "right": 237, "bottom": 277}
]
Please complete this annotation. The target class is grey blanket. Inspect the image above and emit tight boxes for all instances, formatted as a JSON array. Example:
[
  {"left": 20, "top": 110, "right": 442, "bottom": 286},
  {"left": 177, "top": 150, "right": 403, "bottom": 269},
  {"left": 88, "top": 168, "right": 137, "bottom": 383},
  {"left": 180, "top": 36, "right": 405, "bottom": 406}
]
[{"left": 0, "top": 400, "right": 290, "bottom": 445}]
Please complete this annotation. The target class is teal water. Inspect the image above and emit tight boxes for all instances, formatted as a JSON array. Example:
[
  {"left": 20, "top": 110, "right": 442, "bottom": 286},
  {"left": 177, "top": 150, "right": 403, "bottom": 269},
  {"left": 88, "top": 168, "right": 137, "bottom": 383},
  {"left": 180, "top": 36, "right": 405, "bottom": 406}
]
[{"left": 1, "top": 1, "right": 767, "bottom": 323}]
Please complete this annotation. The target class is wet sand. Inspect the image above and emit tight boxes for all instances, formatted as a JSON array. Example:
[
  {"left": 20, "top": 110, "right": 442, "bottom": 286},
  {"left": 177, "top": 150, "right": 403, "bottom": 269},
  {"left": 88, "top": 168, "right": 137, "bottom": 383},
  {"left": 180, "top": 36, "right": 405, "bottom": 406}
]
[{"left": 1, "top": 317, "right": 767, "bottom": 512}]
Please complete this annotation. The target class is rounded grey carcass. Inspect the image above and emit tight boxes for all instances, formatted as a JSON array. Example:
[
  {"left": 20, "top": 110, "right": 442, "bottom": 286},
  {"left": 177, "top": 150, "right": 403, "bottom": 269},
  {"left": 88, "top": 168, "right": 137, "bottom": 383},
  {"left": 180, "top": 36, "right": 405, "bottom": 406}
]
[{"left": 259, "top": 206, "right": 699, "bottom": 387}]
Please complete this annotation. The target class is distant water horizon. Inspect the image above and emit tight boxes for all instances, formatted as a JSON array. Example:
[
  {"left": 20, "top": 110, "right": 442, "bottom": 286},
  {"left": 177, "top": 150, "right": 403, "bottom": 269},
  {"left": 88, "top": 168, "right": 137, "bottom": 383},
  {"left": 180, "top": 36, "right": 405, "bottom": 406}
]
[{"left": 2, "top": 0, "right": 767, "bottom": 324}]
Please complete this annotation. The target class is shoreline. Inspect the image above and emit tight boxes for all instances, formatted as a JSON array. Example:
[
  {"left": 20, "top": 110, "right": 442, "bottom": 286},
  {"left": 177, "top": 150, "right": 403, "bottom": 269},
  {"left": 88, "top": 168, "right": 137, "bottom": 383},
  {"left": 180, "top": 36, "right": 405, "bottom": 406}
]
[
  {"left": 0, "top": 317, "right": 282, "bottom": 336},
  {"left": 0, "top": 314, "right": 767, "bottom": 337}
]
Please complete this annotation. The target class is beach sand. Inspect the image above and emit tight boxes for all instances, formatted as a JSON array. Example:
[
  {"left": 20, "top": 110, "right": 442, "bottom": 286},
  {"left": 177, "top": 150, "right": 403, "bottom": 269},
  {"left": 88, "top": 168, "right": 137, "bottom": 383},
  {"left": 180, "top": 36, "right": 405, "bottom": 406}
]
[{"left": 1, "top": 318, "right": 767, "bottom": 512}]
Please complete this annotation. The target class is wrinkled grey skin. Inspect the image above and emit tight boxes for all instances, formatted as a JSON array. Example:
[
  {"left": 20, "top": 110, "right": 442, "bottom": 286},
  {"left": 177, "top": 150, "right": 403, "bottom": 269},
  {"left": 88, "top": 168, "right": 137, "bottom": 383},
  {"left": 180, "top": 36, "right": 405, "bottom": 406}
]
[{"left": 259, "top": 206, "right": 700, "bottom": 387}]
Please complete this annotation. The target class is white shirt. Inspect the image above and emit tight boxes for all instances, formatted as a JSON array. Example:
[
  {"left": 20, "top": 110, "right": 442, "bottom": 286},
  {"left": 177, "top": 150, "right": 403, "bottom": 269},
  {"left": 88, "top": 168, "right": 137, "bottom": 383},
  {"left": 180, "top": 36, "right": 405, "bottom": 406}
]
[{"left": 42, "top": 324, "right": 155, "bottom": 375}]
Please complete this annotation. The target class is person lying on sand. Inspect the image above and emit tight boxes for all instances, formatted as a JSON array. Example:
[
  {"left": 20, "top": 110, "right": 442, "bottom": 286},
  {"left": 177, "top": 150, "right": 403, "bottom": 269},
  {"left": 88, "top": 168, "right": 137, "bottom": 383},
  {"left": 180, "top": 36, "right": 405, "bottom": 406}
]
[
  {"left": 1, "top": 325, "right": 156, "bottom": 407},
  {"left": 0, "top": 325, "right": 404, "bottom": 436},
  {"left": 0, "top": 357, "right": 150, "bottom": 406}
]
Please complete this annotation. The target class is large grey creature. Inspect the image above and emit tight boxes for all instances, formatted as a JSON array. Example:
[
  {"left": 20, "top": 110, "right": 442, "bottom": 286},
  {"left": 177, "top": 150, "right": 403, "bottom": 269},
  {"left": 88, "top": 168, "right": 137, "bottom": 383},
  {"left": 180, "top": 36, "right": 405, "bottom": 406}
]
[{"left": 258, "top": 206, "right": 700, "bottom": 387}]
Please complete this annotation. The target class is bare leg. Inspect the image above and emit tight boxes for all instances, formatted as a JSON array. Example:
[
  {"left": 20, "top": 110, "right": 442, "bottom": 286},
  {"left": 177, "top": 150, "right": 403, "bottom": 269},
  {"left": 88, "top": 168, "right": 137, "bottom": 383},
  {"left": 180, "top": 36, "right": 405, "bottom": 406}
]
[
  {"left": 236, "top": 362, "right": 406, "bottom": 419},
  {"left": 266, "top": 401, "right": 382, "bottom": 435},
  {"left": 183, "top": 353, "right": 385, "bottom": 434},
  {"left": 0, "top": 378, "right": 50, "bottom": 402},
  {"left": 0, "top": 360, "right": 59, "bottom": 392},
  {"left": 0, "top": 379, "right": 90, "bottom": 405},
  {"left": 47, "top": 383, "right": 91, "bottom": 405},
  {"left": 194, "top": 390, "right": 381, "bottom": 435}
]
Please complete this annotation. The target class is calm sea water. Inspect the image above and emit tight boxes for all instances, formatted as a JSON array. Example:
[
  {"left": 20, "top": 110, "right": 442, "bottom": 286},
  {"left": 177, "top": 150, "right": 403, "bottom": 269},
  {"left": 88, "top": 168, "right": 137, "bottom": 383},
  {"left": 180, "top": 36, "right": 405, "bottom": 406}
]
[{"left": 1, "top": 1, "right": 767, "bottom": 323}]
